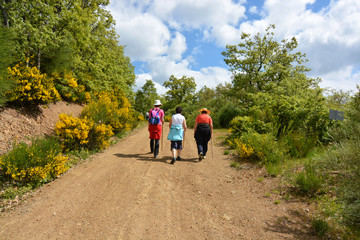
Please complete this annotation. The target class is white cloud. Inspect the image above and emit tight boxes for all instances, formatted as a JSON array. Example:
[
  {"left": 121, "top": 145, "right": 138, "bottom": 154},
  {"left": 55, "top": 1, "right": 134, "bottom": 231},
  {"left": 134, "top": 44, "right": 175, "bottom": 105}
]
[
  {"left": 317, "top": 66, "right": 360, "bottom": 92},
  {"left": 144, "top": 56, "right": 231, "bottom": 94},
  {"left": 150, "top": 0, "right": 246, "bottom": 30},
  {"left": 134, "top": 73, "right": 152, "bottom": 90},
  {"left": 233, "top": 0, "right": 360, "bottom": 92},
  {"left": 249, "top": 6, "right": 258, "bottom": 14},
  {"left": 108, "top": 0, "right": 360, "bottom": 94},
  {"left": 114, "top": 14, "right": 170, "bottom": 61},
  {"left": 168, "top": 32, "right": 187, "bottom": 61}
]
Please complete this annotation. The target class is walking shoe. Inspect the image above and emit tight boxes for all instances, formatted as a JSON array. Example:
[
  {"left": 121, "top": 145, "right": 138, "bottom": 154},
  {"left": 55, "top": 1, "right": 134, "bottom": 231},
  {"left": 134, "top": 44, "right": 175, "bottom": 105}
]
[
  {"left": 170, "top": 158, "right": 176, "bottom": 164},
  {"left": 154, "top": 154, "right": 158, "bottom": 158},
  {"left": 203, "top": 156, "right": 206, "bottom": 159},
  {"left": 176, "top": 156, "right": 181, "bottom": 161},
  {"left": 199, "top": 152, "right": 203, "bottom": 161}
]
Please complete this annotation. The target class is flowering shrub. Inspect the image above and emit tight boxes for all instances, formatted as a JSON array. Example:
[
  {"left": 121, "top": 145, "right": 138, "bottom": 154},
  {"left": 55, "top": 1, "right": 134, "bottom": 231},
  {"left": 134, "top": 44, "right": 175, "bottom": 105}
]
[
  {"left": 55, "top": 113, "right": 114, "bottom": 151},
  {"left": 7, "top": 64, "right": 60, "bottom": 105},
  {"left": 0, "top": 137, "right": 69, "bottom": 184},
  {"left": 228, "top": 138, "right": 255, "bottom": 161},
  {"left": 55, "top": 113, "right": 93, "bottom": 150},
  {"left": 229, "top": 131, "right": 286, "bottom": 165},
  {"left": 89, "top": 124, "right": 114, "bottom": 149},
  {"left": 52, "top": 72, "right": 88, "bottom": 103},
  {"left": 81, "top": 91, "right": 135, "bottom": 132}
]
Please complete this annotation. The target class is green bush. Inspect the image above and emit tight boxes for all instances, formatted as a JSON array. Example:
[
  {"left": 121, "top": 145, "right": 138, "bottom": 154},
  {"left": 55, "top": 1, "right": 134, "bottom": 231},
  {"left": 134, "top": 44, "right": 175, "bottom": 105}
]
[
  {"left": 312, "top": 218, "right": 330, "bottom": 237},
  {"left": 229, "top": 131, "right": 286, "bottom": 166},
  {"left": 229, "top": 116, "right": 269, "bottom": 139},
  {"left": 217, "top": 102, "right": 242, "bottom": 128},
  {"left": 55, "top": 113, "right": 114, "bottom": 151},
  {"left": 80, "top": 91, "right": 135, "bottom": 133},
  {"left": 294, "top": 164, "right": 323, "bottom": 196},
  {"left": 0, "top": 137, "right": 69, "bottom": 185},
  {"left": 281, "top": 131, "right": 318, "bottom": 158}
]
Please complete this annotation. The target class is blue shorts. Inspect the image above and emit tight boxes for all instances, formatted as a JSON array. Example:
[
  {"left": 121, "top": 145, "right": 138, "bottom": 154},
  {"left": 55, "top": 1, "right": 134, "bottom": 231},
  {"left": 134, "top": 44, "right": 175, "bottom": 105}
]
[{"left": 170, "top": 141, "right": 182, "bottom": 150}]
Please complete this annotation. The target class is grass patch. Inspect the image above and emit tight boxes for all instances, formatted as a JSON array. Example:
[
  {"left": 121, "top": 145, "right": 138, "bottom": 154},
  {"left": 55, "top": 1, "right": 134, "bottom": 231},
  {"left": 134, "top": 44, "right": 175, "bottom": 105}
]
[
  {"left": 257, "top": 177, "right": 264, "bottom": 183},
  {"left": 1, "top": 185, "right": 33, "bottom": 200},
  {"left": 311, "top": 218, "right": 329, "bottom": 237}
]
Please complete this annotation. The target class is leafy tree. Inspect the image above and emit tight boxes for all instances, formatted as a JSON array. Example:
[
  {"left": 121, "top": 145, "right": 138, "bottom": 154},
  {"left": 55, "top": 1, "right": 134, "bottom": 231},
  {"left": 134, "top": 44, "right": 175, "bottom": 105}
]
[
  {"left": 223, "top": 25, "right": 329, "bottom": 143},
  {"left": 163, "top": 75, "right": 196, "bottom": 110},
  {"left": 0, "top": 0, "right": 136, "bottom": 103},
  {"left": 222, "top": 24, "right": 316, "bottom": 103},
  {"left": 325, "top": 89, "right": 352, "bottom": 110},
  {"left": 0, "top": 25, "right": 16, "bottom": 106},
  {"left": 134, "top": 80, "right": 159, "bottom": 114}
]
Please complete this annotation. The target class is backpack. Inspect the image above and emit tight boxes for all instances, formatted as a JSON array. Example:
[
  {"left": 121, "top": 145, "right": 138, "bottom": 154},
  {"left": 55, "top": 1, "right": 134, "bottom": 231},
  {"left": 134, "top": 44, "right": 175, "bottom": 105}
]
[{"left": 149, "top": 108, "right": 161, "bottom": 125}]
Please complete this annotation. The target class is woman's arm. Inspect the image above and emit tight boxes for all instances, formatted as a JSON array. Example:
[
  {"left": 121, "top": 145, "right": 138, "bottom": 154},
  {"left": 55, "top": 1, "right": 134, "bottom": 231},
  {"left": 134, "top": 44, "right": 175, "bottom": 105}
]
[
  {"left": 193, "top": 121, "right": 198, "bottom": 136},
  {"left": 183, "top": 118, "right": 187, "bottom": 131}
]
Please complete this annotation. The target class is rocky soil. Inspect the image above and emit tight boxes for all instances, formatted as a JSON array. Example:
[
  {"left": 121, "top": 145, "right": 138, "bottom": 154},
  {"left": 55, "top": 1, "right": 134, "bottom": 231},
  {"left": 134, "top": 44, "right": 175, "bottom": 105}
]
[{"left": 0, "top": 101, "right": 83, "bottom": 155}]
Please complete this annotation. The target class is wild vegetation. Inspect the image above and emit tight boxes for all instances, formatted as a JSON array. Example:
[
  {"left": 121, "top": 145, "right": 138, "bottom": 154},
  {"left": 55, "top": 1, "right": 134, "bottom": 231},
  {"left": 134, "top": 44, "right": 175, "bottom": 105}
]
[
  {"left": 0, "top": 1, "right": 358, "bottom": 238},
  {"left": 0, "top": 0, "right": 140, "bottom": 207},
  {"left": 134, "top": 25, "right": 359, "bottom": 239}
]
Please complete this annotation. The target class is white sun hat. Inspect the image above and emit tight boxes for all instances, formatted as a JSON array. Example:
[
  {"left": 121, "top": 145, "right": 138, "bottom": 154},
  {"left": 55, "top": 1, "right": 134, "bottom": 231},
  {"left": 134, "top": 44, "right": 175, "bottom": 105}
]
[{"left": 153, "top": 100, "right": 162, "bottom": 106}]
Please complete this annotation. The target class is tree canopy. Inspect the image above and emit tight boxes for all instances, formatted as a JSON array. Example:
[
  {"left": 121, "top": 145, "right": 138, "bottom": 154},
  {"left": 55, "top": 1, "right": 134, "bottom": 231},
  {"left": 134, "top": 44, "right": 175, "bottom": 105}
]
[{"left": 0, "top": 0, "right": 135, "bottom": 104}]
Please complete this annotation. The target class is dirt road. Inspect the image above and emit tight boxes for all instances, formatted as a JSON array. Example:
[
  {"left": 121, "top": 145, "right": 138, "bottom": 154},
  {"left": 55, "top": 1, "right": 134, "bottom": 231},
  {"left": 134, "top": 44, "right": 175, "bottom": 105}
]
[{"left": 0, "top": 124, "right": 316, "bottom": 240}]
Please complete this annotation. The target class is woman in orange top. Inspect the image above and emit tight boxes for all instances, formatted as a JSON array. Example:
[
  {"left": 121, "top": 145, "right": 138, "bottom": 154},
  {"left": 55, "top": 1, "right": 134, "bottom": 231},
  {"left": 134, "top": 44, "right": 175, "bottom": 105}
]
[{"left": 194, "top": 108, "right": 213, "bottom": 161}]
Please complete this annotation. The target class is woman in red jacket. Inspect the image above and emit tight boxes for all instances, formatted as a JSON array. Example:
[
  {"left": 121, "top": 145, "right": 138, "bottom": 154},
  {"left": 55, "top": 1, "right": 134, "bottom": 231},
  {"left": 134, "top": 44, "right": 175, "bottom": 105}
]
[{"left": 193, "top": 108, "right": 213, "bottom": 161}]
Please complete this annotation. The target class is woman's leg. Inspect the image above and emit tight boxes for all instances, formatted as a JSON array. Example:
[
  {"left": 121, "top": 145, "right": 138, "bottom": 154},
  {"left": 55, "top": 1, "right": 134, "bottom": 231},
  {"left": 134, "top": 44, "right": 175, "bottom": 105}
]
[
  {"left": 154, "top": 139, "right": 160, "bottom": 157},
  {"left": 150, "top": 139, "right": 154, "bottom": 153},
  {"left": 172, "top": 148, "right": 176, "bottom": 158}
]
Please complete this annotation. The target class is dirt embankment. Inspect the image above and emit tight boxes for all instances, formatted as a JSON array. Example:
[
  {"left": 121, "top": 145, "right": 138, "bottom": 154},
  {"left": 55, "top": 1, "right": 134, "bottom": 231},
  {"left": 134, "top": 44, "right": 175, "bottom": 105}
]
[{"left": 0, "top": 101, "right": 83, "bottom": 155}]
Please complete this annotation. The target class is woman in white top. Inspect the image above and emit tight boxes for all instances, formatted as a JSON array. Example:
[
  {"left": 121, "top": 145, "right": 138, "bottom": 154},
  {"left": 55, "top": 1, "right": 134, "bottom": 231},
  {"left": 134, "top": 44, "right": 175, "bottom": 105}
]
[{"left": 167, "top": 106, "right": 187, "bottom": 164}]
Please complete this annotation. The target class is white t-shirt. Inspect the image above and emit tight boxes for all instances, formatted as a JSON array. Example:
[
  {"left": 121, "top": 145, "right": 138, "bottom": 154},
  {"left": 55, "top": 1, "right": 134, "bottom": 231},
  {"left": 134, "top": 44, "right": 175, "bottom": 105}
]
[{"left": 171, "top": 113, "right": 185, "bottom": 125}]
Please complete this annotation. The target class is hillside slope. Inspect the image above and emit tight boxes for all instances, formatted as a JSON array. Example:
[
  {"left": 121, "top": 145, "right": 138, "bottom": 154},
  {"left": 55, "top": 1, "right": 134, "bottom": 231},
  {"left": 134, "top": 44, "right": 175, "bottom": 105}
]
[{"left": 0, "top": 101, "right": 83, "bottom": 155}]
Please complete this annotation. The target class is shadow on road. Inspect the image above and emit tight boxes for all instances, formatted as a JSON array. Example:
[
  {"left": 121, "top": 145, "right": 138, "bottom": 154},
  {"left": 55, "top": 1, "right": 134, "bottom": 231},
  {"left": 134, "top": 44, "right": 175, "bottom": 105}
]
[
  {"left": 113, "top": 153, "right": 200, "bottom": 164},
  {"left": 264, "top": 210, "right": 317, "bottom": 240}
]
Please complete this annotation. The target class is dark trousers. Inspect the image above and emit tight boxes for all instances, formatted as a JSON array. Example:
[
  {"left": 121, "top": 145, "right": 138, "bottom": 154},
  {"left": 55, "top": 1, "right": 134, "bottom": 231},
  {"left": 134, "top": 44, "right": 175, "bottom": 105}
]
[
  {"left": 150, "top": 139, "right": 160, "bottom": 156},
  {"left": 195, "top": 125, "right": 211, "bottom": 156}
]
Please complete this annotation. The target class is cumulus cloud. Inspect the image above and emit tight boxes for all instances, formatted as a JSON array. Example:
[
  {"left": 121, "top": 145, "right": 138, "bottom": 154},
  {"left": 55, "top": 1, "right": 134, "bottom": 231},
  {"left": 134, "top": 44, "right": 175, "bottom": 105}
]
[
  {"left": 108, "top": 0, "right": 360, "bottom": 94},
  {"left": 317, "top": 66, "right": 360, "bottom": 92},
  {"left": 144, "top": 56, "right": 231, "bottom": 94},
  {"left": 234, "top": 0, "right": 360, "bottom": 91},
  {"left": 150, "top": 0, "right": 246, "bottom": 30},
  {"left": 168, "top": 32, "right": 187, "bottom": 61}
]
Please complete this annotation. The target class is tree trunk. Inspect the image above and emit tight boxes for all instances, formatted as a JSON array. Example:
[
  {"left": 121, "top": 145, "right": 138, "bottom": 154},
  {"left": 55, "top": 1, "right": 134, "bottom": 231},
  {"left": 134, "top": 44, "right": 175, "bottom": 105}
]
[{"left": 0, "top": 3, "right": 9, "bottom": 27}]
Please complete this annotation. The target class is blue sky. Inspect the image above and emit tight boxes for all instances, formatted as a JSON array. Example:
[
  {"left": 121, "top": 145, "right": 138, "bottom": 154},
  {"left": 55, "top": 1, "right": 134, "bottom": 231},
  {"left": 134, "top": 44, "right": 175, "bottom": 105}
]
[{"left": 108, "top": 0, "right": 360, "bottom": 95}]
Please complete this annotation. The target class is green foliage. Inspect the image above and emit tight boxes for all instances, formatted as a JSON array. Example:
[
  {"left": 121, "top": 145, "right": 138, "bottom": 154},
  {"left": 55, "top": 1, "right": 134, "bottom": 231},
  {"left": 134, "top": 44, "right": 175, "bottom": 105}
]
[
  {"left": 294, "top": 164, "right": 323, "bottom": 196},
  {"left": 325, "top": 89, "right": 352, "bottom": 110},
  {"left": 163, "top": 75, "right": 197, "bottom": 110},
  {"left": 0, "top": 137, "right": 69, "bottom": 185},
  {"left": 311, "top": 218, "right": 330, "bottom": 237},
  {"left": 53, "top": 71, "right": 88, "bottom": 103},
  {"left": 265, "top": 163, "right": 283, "bottom": 177},
  {"left": 0, "top": 25, "right": 17, "bottom": 106},
  {"left": 229, "top": 116, "right": 269, "bottom": 138},
  {"left": 81, "top": 91, "right": 137, "bottom": 133},
  {"left": 1, "top": 0, "right": 136, "bottom": 106},
  {"left": 222, "top": 24, "right": 311, "bottom": 99},
  {"left": 1, "top": 185, "right": 33, "bottom": 200},
  {"left": 134, "top": 79, "right": 159, "bottom": 114},
  {"left": 229, "top": 131, "right": 286, "bottom": 165},
  {"left": 280, "top": 131, "right": 318, "bottom": 158},
  {"left": 217, "top": 102, "right": 243, "bottom": 128}
]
